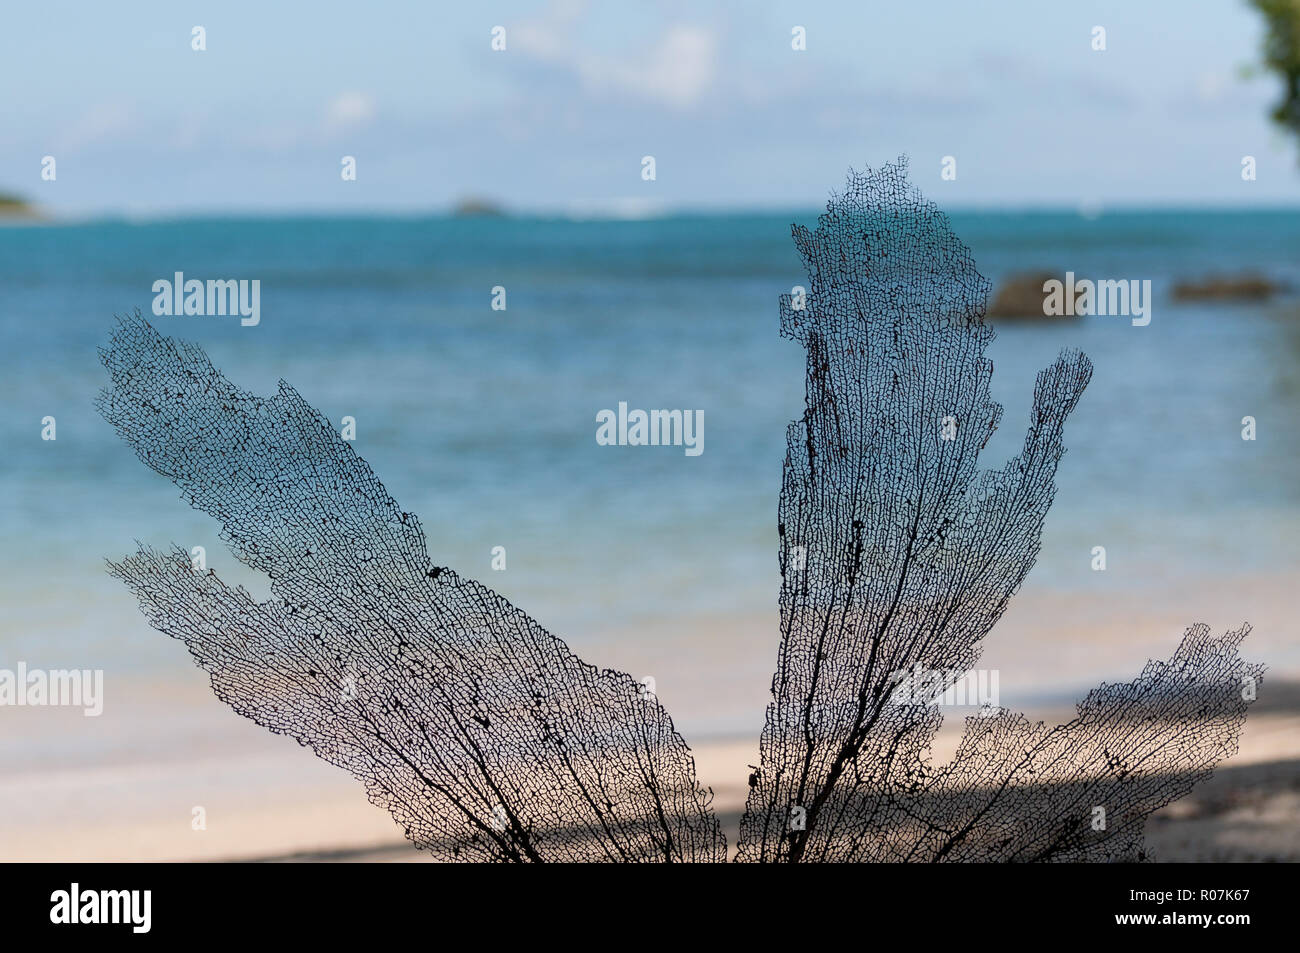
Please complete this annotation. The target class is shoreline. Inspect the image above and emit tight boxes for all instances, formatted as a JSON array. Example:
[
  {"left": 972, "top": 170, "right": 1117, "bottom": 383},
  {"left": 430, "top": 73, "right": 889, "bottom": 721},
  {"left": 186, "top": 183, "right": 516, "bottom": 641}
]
[
  {"left": 4, "top": 582, "right": 1296, "bottom": 863},
  {"left": 5, "top": 704, "right": 1296, "bottom": 863}
]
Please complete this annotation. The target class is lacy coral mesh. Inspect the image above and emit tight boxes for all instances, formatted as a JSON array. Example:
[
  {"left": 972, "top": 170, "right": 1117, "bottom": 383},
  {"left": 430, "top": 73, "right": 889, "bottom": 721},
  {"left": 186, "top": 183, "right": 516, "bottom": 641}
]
[{"left": 100, "top": 160, "right": 1259, "bottom": 864}]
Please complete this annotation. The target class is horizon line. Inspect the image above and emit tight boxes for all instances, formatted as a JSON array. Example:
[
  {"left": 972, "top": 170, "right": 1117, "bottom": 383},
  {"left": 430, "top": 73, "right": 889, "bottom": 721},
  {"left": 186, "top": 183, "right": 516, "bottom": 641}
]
[{"left": 9, "top": 199, "right": 1300, "bottom": 226}]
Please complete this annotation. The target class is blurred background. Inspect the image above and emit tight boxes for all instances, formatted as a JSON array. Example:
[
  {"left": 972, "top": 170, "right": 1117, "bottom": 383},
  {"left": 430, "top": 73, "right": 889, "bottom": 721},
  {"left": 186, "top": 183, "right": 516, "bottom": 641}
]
[{"left": 1, "top": 1, "right": 1298, "bottom": 861}]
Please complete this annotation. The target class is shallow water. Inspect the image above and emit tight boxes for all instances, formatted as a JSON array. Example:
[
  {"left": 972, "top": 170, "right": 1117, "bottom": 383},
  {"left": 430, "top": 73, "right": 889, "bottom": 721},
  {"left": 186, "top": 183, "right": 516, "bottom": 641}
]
[{"left": 1, "top": 210, "right": 1297, "bottom": 736}]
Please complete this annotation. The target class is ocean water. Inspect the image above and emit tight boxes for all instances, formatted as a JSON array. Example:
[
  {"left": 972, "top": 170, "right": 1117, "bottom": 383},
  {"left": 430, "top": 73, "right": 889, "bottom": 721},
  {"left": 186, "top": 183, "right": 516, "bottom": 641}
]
[{"left": 2, "top": 209, "right": 1299, "bottom": 734}]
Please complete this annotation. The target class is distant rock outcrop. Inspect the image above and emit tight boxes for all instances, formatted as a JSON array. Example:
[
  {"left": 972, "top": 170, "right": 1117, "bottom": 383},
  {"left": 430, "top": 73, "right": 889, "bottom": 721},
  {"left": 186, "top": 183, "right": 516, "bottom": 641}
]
[
  {"left": 988, "top": 272, "right": 1080, "bottom": 319},
  {"left": 1172, "top": 273, "right": 1281, "bottom": 302},
  {"left": 451, "top": 197, "right": 506, "bottom": 218},
  {"left": 0, "top": 192, "right": 42, "bottom": 221}
]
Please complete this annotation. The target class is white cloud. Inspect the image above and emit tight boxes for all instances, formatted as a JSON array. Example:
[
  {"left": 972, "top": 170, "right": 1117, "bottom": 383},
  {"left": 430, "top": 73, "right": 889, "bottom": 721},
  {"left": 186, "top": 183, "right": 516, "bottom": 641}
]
[
  {"left": 1195, "top": 71, "right": 1229, "bottom": 103},
  {"left": 56, "top": 103, "right": 135, "bottom": 152},
  {"left": 515, "top": 9, "right": 716, "bottom": 110},
  {"left": 596, "top": 25, "right": 716, "bottom": 109},
  {"left": 327, "top": 91, "right": 376, "bottom": 126}
]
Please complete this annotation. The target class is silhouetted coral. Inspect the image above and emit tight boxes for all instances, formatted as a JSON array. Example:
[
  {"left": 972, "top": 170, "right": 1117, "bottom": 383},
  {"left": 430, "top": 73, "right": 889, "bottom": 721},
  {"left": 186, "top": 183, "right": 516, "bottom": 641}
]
[
  {"left": 99, "top": 317, "right": 724, "bottom": 863},
  {"left": 100, "top": 159, "right": 1261, "bottom": 864},
  {"left": 735, "top": 159, "right": 1261, "bottom": 862}
]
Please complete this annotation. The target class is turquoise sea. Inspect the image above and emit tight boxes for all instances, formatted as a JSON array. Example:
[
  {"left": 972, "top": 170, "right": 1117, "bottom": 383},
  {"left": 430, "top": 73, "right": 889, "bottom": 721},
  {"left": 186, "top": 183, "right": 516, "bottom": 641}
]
[{"left": 2, "top": 209, "right": 1299, "bottom": 735}]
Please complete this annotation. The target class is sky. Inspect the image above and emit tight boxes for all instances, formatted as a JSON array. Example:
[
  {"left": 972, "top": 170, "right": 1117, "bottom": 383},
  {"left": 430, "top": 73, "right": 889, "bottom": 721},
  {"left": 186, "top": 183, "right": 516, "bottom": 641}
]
[{"left": 2, "top": 0, "right": 1298, "bottom": 215}]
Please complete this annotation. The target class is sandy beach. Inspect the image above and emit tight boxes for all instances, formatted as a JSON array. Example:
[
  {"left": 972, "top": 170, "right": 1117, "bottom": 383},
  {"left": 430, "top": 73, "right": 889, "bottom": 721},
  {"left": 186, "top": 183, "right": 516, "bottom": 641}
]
[
  {"left": 5, "top": 658, "right": 1296, "bottom": 863},
  {"left": 4, "top": 574, "right": 1297, "bottom": 862}
]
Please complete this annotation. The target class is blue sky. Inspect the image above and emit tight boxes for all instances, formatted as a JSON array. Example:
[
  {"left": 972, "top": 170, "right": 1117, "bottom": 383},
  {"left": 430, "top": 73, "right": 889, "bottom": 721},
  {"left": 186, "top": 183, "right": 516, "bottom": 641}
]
[{"left": 3, "top": 0, "right": 1297, "bottom": 214}]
